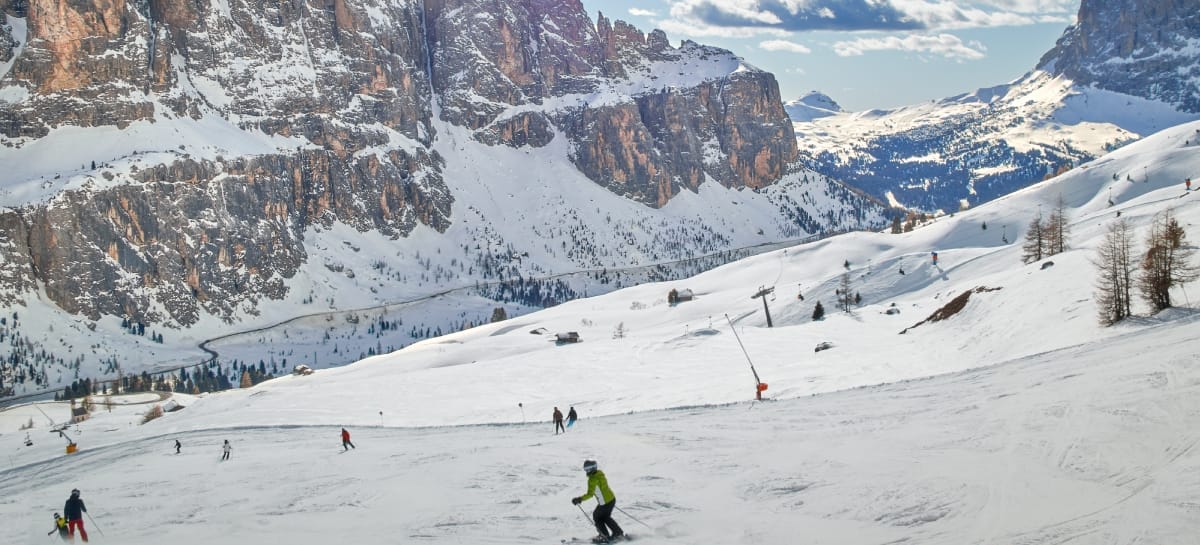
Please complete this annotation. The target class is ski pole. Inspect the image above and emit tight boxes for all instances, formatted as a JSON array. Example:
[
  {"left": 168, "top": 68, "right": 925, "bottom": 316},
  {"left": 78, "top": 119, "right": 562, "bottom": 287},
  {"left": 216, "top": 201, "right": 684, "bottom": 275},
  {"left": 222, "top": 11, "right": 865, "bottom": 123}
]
[
  {"left": 576, "top": 503, "right": 592, "bottom": 524},
  {"left": 615, "top": 506, "right": 653, "bottom": 530},
  {"left": 85, "top": 512, "right": 105, "bottom": 537}
]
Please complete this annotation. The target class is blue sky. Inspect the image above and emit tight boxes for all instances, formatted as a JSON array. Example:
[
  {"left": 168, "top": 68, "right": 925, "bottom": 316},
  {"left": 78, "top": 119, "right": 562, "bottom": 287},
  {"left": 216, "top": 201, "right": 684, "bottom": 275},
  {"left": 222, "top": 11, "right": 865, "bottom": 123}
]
[{"left": 579, "top": 0, "right": 1080, "bottom": 111}]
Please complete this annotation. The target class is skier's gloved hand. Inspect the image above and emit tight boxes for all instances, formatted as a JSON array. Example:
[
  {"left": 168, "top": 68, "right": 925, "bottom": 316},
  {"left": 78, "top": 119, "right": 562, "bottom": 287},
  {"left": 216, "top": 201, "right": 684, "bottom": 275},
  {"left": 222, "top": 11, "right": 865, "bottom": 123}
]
[{"left": 572, "top": 496, "right": 582, "bottom": 505}]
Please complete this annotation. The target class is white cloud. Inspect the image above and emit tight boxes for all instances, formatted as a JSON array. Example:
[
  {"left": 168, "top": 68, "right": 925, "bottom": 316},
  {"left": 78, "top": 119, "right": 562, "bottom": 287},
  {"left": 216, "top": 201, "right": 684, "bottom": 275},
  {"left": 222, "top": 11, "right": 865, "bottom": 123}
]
[
  {"left": 972, "top": 0, "right": 1077, "bottom": 12},
  {"left": 833, "top": 33, "right": 987, "bottom": 60},
  {"left": 658, "top": 18, "right": 792, "bottom": 39},
  {"left": 660, "top": 0, "right": 1078, "bottom": 35},
  {"left": 628, "top": 8, "right": 660, "bottom": 17},
  {"left": 760, "top": 39, "right": 813, "bottom": 54},
  {"left": 888, "top": 0, "right": 1041, "bottom": 29}
]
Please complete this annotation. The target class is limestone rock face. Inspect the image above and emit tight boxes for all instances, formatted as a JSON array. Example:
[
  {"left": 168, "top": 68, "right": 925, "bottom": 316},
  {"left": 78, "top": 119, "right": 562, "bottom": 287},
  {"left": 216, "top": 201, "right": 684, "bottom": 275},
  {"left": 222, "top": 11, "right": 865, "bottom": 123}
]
[
  {"left": 0, "top": 0, "right": 18, "bottom": 64},
  {"left": 1039, "top": 0, "right": 1200, "bottom": 112},
  {"left": 424, "top": 1, "right": 795, "bottom": 190},
  {"left": 564, "top": 69, "right": 796, "bottom": 207},
  {"left": 425, "top": 0, "right": 608, "bottom": 129},
  {"left": 0, "top": 0, "right": 799, "bottom": 325},
  {"left": 4, "top": 0, "right": 435, "bottom": 145},
  {"left": 10, "top": 150, "right": 448, "bottom": 325}
]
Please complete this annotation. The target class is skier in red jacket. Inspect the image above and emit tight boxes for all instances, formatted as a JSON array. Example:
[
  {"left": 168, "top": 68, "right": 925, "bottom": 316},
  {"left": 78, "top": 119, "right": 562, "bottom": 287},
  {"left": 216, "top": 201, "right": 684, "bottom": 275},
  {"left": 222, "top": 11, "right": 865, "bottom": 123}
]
[{"left": 341, "top": 428, "right": 355, "bottom": 451}]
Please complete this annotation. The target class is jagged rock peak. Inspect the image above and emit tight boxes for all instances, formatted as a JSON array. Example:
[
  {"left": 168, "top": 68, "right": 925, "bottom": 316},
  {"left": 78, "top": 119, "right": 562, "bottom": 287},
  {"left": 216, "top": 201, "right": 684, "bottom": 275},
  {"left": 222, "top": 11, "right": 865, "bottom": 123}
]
[{"left": 1038, "top": 0, "right": 1200, "bottom": 112}]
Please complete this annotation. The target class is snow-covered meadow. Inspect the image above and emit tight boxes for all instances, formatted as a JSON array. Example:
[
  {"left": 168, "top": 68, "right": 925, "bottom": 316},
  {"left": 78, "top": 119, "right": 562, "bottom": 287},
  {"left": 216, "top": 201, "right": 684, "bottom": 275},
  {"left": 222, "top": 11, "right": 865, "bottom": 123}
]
[{"left": 2, "top": 120, "right": 1200, "bottom": 544}]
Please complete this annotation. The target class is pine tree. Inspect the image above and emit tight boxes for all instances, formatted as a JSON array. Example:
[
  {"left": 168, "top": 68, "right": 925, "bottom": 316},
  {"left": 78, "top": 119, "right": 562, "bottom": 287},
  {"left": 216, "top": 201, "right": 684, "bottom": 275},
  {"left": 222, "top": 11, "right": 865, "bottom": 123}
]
[
  {"left": 837, "top": 273, "right": 854, "bottom": 313},
  {"left": 812, "top": 301, "right": 825, "bottom": 321},
  {"left": 1092, "top": 219, "right": 1135, "bottom": 325},
  {"left": 890, "top": 215, "right": 902, "bottom": 234},
  {"left": 1138, "top": 208, "right": 1199, "bottom": 312},
  {"left": 490, "top": 307, "right": 507, "bottom": 322},
  {"left": 1022, "top": 214, "right": 1046, "bottom": 264},
  {"left": 239, "top": 369, "right": 252, "bottom": 389},
  {"left": 1044, "top": 194, "right": 1070, "bottom": 255}
]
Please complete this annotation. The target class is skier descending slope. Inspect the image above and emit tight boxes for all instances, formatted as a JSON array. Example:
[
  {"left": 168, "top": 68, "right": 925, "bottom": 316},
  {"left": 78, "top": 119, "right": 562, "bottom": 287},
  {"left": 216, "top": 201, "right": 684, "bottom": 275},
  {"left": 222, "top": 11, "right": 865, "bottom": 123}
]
[
  {"left": 571, "top": 460, "right": 625, "bottom": 543},
  {"left": 63, "top": 489, "right": 88, "bottom": 542}
]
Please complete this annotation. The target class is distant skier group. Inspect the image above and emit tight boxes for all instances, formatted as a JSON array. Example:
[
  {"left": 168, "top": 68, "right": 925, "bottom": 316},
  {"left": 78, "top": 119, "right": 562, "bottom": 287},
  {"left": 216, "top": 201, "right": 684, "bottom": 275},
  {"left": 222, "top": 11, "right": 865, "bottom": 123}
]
[
  {"left": 167, "top": 437, "right": 231, "bottom": 459},
  {"left": 167, "top": 428, "right": 356, "bottom": 462},
  {"left": 553, "top": 406, "right": 578, "bottom": 434}
]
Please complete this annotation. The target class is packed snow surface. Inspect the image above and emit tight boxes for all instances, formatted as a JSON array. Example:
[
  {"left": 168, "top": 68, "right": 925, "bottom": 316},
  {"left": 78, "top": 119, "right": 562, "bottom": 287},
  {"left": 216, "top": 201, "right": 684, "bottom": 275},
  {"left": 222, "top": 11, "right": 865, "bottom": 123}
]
[{"left": 3, "top": 120, "right": 1200, "bottom": 544}]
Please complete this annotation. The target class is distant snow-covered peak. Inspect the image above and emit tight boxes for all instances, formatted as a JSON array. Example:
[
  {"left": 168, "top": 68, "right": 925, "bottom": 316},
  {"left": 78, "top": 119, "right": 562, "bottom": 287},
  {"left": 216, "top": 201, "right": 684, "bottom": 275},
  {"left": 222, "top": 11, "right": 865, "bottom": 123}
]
[{"left": 785, "top": 91, "right": 844, "bottom": 122}]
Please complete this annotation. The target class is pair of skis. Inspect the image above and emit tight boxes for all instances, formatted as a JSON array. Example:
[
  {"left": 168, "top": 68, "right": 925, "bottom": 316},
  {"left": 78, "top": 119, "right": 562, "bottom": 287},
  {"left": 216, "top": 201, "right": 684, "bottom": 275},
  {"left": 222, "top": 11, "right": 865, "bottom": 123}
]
[{"left": 562, "top": 535, "right": 632, "bottom": 544}]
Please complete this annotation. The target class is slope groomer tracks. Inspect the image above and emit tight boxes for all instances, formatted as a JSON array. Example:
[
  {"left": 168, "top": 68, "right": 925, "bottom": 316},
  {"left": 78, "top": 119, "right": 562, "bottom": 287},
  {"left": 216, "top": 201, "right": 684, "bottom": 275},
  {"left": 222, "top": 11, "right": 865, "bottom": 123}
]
[{"left": 994, "top": 337, "right": 1200, "bottom": 543}]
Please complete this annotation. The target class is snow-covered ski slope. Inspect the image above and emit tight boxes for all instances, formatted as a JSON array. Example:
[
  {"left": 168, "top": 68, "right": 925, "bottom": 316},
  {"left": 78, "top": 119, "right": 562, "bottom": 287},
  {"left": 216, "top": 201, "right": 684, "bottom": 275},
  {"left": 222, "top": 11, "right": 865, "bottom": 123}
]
[{"left": 2, "top": 120, "right": 1200, "bottom": 544}]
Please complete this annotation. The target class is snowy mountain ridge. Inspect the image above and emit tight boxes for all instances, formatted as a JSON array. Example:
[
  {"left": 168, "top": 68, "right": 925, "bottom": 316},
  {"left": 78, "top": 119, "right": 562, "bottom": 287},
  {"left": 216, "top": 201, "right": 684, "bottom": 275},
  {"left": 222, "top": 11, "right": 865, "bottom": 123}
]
[{"left": 794, "top": 0, "right": 1200, "bottom": 213}]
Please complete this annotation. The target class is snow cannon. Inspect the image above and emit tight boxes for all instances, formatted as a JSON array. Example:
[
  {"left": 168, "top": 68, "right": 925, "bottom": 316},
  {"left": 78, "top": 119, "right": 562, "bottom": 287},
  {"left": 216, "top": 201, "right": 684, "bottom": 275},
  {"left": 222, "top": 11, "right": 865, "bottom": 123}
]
[{"left": 756, "top": 382, "right": 768, "bottom": 400}]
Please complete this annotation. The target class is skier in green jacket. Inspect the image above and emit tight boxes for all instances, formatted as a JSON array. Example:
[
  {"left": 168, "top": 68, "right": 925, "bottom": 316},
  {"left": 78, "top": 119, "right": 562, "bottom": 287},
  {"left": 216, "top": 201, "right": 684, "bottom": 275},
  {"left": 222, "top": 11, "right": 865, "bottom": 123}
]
[{"left": 571, "top": 460, "right": 625, "bottom": 543}]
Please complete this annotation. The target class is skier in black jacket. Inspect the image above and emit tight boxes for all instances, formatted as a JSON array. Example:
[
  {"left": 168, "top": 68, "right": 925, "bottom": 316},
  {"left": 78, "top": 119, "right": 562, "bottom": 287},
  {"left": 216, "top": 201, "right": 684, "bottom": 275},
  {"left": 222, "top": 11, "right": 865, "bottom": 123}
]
[{"left": 63, "top": 488, "right": 89, "bottom": 542}]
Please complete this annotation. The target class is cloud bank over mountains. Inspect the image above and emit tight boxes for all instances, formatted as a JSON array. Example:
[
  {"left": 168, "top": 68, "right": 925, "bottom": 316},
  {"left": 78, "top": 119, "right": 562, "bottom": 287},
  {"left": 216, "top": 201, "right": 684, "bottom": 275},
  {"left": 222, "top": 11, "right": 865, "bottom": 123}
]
[
  {"left": 657, "top": 0, "right": 1074, "bottom": 35},
  {"left": 632, "top": 0, "right": 1073, "bottom": 60}
]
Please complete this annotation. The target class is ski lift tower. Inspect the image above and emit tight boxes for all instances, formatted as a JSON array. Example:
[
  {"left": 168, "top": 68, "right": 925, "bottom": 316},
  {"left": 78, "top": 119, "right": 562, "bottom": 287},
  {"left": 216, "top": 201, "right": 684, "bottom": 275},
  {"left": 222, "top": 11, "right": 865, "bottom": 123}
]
[
  {"left": 751, "top": 286, "right": 775, "bottom": 328},
  {"left": 34, "top": 403, "right": 78, "bottom": 454}
]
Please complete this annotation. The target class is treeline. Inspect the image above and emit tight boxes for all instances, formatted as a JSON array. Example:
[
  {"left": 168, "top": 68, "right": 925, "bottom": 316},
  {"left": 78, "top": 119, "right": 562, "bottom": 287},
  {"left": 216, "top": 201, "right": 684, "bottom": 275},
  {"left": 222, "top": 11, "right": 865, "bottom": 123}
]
[
  {"left": 54, "top": 359, "right": 283, "bottom": 400},
  {"left": 1, "top": 313, "right": 86, "bottom": 394}
]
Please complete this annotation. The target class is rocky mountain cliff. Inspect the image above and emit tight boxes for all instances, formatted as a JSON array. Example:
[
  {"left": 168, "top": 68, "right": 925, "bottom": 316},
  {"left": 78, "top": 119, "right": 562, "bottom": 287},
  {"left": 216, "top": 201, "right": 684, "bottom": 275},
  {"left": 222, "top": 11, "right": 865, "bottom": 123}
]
[
  {"left": 0, "top": 0, "right": 875, "bottom": 386},
  {"left": 793, "top": 0, "right": 1199, "bottom": 212},
  {"left": 1038, "top": 0, "right": 1200, "bottom": 113}
]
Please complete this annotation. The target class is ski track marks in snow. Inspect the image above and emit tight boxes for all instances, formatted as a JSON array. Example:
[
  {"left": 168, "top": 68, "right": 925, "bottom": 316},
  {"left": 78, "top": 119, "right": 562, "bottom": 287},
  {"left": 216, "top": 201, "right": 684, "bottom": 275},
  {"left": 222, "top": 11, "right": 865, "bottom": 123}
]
[{"left": 3, "top": 314, "right": 1200, "bottom": 544}]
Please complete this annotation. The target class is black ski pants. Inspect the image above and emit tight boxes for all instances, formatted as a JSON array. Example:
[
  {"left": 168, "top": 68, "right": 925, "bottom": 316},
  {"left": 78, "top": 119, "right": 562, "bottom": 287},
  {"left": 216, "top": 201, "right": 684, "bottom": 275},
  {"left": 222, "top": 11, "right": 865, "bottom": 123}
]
[{"left": 593, "top": 500, "right": 623, "bottom": 539}]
